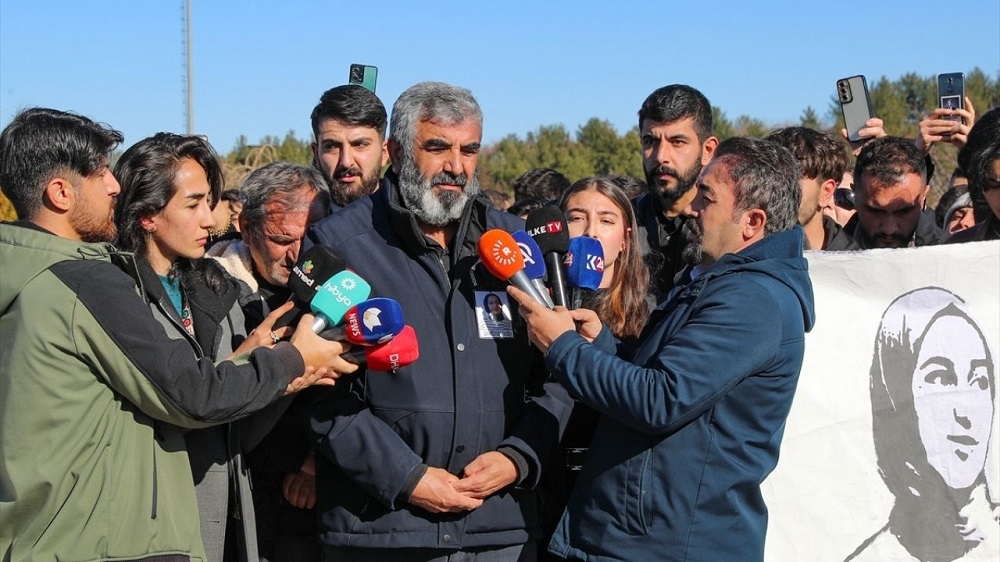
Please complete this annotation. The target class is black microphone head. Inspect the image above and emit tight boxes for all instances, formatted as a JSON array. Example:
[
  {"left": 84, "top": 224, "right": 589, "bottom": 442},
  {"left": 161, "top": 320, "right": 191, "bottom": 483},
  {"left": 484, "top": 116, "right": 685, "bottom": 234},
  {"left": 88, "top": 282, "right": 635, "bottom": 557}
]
[
  {"left": 287, "top": 245, "right": 346, "bottom": 302},
  {"left": 525, "top": 205, "right": 569, "bottom": 254}
]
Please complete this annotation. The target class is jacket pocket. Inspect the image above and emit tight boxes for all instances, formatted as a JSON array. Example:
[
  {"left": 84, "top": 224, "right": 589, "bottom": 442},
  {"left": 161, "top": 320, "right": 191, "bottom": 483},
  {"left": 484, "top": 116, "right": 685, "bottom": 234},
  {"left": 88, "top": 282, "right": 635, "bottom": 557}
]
[{"left": 622, "top": 448, "right": 652, "bottom": 535}]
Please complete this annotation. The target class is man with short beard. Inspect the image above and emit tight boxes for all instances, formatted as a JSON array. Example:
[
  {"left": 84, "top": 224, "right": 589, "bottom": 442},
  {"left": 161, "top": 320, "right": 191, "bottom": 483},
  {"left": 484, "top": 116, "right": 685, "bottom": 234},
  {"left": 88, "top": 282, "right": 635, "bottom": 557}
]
[
  {"left": 845, "top": 137, "right": 944, "bottom": 249},
  {"left": 311, "top": 85, "right": 388, "bottom": 207},
  {"left": 304, "top": 81, "right": 572, "bottom": 561},
  {"left": 633, "top": 84, "right": 719, "bottom": 303},
  {"left": 509, "top": 137, "right": 814, "bottom": 562}
]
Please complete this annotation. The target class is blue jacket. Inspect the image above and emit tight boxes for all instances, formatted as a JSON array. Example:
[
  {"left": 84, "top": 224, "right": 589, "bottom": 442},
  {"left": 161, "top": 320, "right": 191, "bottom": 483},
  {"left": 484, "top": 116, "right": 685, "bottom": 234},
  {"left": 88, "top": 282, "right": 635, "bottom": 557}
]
[
  {"left": 304, "top": 176, "right": 573, "bottom": 550},
  {"left": 546, "top": 228, "right": 815, "bottom": 562}
]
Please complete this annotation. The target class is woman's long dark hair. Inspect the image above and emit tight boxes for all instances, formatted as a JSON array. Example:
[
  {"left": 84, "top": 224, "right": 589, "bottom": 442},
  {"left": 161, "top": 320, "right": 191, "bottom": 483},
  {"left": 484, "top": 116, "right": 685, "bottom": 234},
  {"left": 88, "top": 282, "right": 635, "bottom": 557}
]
[
  {"left": 558, "top": 177, "right": 649, "bottom": 341},
  {"left": 113, "top": 133, "right": 228, "bottom": 294}
]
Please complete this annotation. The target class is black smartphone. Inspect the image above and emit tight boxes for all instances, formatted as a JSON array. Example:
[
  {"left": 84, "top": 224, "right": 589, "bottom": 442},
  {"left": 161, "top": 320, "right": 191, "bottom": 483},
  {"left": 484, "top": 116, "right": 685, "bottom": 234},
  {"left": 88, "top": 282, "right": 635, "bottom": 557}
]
[
  {"left": 937, "top": 72, "right": 965, "bottom": 122},
  {"left": 836, "top": 75, "right": 874, "bottom": 143},
  {"left": 348, "top": 64, "right": 378, "bottom": 93}
]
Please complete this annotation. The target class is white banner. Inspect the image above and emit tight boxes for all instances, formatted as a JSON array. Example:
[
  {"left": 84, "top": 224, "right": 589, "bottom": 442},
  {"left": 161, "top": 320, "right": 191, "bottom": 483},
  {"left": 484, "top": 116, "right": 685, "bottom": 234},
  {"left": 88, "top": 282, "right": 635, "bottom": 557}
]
[{"left": 763, "top": 241, "right": 1000, "bottom": 561}]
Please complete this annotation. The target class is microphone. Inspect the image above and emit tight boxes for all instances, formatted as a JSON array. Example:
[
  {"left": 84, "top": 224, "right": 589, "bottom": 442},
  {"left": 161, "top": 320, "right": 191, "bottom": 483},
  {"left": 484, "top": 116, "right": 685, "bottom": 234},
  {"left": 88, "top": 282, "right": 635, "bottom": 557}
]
[
  {"left": 565, "top": 236, "right": 604, "bottom": 310},
  {"left": 342, "top": 325, "right": 420, "bottom": 372},
  {"left": 319, "top": 297, "right": 405, "bottom": 345},
  {"left": 310, "top": 270, "right": 372, "bottom": 332},
  {"left": 272, "top": 245, "right": 346, "bottom": 329},
  {"left": 526, "top": 206, "right": 569, "bottom": 307},
  {"left": 511, "top": 230, "right": 555, "bottom": 308},
  {"left": 478, "top": 229, "right": 552, "bottom": 308}
]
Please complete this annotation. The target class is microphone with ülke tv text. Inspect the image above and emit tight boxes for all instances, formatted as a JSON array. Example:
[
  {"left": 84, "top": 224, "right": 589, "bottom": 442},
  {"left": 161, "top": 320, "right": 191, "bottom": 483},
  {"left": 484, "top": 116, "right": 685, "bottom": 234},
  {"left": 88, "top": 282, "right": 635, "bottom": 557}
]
[{"left": 525, "top": 206, "right": 570, "bottom": 308}]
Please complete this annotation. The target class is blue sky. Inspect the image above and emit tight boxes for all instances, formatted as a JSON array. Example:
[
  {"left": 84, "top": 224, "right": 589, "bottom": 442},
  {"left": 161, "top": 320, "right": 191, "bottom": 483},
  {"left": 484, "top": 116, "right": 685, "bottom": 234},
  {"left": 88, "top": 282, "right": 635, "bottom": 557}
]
[{"left": 2, "top": 1, "right": 998, "bottom": 153}]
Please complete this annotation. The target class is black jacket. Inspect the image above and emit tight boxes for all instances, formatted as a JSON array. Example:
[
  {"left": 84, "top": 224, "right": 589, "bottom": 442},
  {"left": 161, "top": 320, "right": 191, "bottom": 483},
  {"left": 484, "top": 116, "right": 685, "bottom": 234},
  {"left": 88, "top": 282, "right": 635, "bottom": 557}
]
[
  {"left": 844, "top": 209, "right": 944, "bottom": 249},
  {"left": 632, "top": 193, "right": 689, "bottom": 304},
  {"left": 821, "top": 215, "right": 861, "bottom": 251},
  {"left": 304, "top": 175, "right": 573, "bottom": 549}
]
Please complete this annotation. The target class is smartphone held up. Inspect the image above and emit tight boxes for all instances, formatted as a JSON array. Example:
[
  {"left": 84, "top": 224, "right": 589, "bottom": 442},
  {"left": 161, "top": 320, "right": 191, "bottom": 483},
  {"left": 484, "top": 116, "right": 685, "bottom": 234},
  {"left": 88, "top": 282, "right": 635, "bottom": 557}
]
[
  {"left": 937, "top": 72, "right": 965, "bottom": 123},
  {"left": 349, "top": 64, "right": 378, "bottom": 93},
  {"left": 836, "top": 75, "right": 874, "bottom": 143}
]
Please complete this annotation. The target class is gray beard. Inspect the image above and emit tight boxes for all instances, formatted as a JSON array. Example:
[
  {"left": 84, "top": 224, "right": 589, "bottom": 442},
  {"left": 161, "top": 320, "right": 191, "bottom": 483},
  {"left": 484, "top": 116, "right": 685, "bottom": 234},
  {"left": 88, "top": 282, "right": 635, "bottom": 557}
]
[{"left": 397, "top": 155, "right": 480, "bottom": 226}]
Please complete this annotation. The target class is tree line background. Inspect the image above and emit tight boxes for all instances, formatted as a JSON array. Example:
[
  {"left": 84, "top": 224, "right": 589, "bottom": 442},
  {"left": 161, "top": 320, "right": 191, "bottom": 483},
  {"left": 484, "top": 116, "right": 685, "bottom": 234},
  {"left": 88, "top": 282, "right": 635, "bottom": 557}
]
[{"left": 2, "top": 68, "right": 997, "bottom": 222}]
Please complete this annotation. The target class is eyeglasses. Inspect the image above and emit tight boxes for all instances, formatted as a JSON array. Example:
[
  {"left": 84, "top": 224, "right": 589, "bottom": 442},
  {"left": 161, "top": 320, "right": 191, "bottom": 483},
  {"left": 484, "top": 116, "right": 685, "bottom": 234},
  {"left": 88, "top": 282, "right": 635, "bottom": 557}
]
[{"left": 834, "top": 188, "right": 855, "bottom": 211}]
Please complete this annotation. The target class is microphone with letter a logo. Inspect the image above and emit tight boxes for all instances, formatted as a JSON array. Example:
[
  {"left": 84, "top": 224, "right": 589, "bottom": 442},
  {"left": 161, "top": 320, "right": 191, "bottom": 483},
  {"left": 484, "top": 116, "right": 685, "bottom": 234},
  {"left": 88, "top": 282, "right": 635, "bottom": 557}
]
[
  {"left": 511, "top": 230, "right": 554, "bottom": 308},
  {"left": 478, "top": 229, "right": 552, "bottom": 308},
  {"left": 321, "top": 297, "right": 404, "bottom": 345}
]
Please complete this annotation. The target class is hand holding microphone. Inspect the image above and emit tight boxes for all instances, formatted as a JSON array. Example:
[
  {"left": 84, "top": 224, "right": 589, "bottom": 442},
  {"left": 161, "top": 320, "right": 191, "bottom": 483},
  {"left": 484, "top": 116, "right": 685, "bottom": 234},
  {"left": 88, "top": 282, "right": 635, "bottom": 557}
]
[
  {"left": 286, "top": 314, "right": 359, "bottom": 394},
  {"left": 478, "top": 229, "right": 552, "bottom": 308}
]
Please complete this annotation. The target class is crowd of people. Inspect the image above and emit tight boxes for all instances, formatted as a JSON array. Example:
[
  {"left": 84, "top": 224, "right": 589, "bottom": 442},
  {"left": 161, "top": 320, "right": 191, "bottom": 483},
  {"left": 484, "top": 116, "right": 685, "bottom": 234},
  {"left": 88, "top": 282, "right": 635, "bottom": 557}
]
[{"left": 1, "top": 78, "right": 998, "bottom": 562}]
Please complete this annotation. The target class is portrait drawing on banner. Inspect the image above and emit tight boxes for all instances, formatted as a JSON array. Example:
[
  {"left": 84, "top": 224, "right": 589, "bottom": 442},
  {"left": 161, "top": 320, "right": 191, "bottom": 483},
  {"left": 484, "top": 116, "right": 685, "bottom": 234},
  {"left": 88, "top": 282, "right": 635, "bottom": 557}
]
[{"left": 846, "top": 286, "right": 999, "bottom": 562}]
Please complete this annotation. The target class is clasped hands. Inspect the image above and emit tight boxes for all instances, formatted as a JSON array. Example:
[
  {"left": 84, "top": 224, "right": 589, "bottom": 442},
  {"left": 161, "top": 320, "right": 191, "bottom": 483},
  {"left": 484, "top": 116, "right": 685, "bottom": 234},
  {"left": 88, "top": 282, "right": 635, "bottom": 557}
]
[{"left": 409, "top": 451, "right": 522, "bottom": 513}]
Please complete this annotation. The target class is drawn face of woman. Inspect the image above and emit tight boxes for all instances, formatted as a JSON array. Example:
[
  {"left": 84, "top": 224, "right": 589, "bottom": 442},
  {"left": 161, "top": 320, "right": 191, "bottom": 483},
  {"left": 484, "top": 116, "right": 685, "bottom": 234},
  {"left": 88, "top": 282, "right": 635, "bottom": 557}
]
[{"left": 912, "top": 314, "right": 994, "bottom": 489}]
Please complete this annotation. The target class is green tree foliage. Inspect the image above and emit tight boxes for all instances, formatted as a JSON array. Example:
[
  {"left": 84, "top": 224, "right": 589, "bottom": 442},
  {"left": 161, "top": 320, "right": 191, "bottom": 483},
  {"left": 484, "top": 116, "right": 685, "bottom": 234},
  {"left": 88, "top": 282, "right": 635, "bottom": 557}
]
[
  {"left": 800, "top": 106, "right": 824, "bottom": 129},
  {"left": 220, "top": 68, "right": 998, "bottom": 204},
  {"left": 712, "top": 106, "right": 735, "bottom": 141},
  {"left": 478, "top": 121, "right": 643, "bottom": 193}
]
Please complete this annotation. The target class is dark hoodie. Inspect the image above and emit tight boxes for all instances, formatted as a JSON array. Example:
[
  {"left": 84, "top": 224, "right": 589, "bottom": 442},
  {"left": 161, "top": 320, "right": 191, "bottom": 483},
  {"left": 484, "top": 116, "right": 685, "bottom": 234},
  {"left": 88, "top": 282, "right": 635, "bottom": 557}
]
[{"left": 544, "top": 227, "right": 815, "bottom": 562}]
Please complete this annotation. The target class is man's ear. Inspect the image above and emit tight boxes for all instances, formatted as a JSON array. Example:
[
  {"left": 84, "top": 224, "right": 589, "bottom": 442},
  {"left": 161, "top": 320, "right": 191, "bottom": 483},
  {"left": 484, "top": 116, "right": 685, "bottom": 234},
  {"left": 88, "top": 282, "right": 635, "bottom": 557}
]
[
  {"left": 380, "top": 139, "right": 390, "bottom": 168},
  {"left": 701, "top": 136, "right": 720, "bottom": 165},
  {"left": 744, "top": 208, "right": 767, "bottom": 240},
  {"left": 387, "top": 138, "right": 401, "bottom": 174},
  {"left": 819, "top": 178, "right": 837, "bottom": 208},
  {"left": 43, "top": 176, "right": 75, "bottom": 212}
]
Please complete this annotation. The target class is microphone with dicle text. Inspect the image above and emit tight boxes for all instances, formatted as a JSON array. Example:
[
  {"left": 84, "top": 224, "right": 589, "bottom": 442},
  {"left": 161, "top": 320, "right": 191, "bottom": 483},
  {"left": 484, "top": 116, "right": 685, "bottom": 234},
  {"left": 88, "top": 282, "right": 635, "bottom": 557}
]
[
  {"left": 272, "top": 245, "right": 347, "bottom": 329},
  {"left": 341, "top": 325, "right": 420, "bottom": 371},
  {"left": 526, "top": 206, "right": 569, "bottom": 308},
  {"left": 310, "top": 270, "right": 372, "bottom": 332},
  {"left": 319, "top": 297, "right": 405, "bottom": 345},
  {"left": 511, "top": 230, "right": 555, "bottom": 309},
  {"left": 478, "top": 229, "right": 552, "bottom": 308},
  {"left": 564, "top": 236, "right": 604, "bottom": 310}
]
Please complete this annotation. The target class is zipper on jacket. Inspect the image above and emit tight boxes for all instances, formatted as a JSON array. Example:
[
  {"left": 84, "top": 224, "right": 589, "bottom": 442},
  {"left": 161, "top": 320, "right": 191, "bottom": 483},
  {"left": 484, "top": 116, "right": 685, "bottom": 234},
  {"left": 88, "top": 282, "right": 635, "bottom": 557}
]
[
  {"left": 228, "top": 423, "right": 242, "bottom": 521},
  {"left": 151, "top": 437, "right": 159, "bottom": 519}
]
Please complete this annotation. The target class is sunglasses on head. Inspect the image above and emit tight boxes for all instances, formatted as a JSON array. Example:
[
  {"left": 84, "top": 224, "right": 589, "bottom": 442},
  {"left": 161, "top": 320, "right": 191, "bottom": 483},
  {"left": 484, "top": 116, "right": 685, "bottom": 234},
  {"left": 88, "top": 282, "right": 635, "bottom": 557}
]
[{"left": 834, "top": 188, "right": 855, "bottom": 211}]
